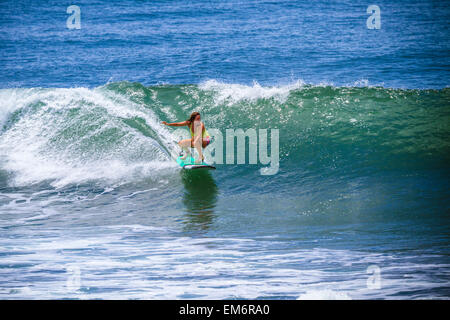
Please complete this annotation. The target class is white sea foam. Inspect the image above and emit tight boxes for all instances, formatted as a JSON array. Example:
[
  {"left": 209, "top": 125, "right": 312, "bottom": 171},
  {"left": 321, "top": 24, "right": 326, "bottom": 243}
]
[
  {"left": 0, "top": 87, "right": 180, "bottom": 188},
  {"left": 297, "top": 289, "right": 352, "bottom": 300},
  {"left": 0, "top": 88, "right": 40, "bottom": 128},
  {"left": 0, "top": 231, "right": 444, "bottom": 300},
  {"left": 199, "top": 79, "right": 305, "bottom": 105}
]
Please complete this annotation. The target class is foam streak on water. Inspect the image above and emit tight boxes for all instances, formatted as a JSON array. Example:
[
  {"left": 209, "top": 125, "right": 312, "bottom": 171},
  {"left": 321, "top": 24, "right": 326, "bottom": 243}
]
[{"left": 1, "top": 225, "right": 447, "bottom": 300}]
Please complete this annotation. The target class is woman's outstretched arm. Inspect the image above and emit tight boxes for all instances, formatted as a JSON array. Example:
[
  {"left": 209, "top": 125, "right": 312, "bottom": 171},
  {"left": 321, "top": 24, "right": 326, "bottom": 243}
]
[{"left": 161, "top": 121, "right": 188, "bottom": 127}]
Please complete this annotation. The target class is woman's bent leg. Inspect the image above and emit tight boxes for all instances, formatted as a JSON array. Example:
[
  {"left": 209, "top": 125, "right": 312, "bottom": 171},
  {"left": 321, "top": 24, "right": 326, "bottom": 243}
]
[
  {"left": 193, "top": 121, "right": 203, "bottom": 163},
  {"left": 178, "top": 139, "right": 191, "bottom": 160}
]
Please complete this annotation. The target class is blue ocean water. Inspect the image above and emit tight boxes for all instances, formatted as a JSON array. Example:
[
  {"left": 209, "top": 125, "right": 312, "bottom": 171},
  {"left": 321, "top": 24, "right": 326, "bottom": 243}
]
[
  {"left": 1, "top": 0, "right": 449, "bottom": 88},
  {"left": 0, "top": 0, "right": 449, "bottom": 299}
]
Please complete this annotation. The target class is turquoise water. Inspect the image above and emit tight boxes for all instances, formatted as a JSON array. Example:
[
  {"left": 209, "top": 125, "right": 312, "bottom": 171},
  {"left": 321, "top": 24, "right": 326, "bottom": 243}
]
[{"left": 0, "top": 0, "right": 449, "bottom": 299}]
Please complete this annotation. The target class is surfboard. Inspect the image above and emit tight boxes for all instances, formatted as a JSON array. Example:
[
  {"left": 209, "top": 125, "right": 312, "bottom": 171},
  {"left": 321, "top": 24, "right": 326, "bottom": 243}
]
[{"left": 176, "top": 156, "right": 216, "bottom": 170}]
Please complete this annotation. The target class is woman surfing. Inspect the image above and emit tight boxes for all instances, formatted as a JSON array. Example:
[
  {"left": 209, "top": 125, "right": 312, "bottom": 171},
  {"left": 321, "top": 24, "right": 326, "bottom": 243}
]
[{"left": 162, "top": 112, "right": 211, "bottom": 164}]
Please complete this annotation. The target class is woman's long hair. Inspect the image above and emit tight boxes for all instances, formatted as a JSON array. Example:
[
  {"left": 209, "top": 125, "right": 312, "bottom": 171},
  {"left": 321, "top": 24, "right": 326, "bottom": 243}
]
[
  {"left": 187, "top": 112, "right": 200, "bottom": 124},
  {"left": 186, "top": 112, "right": 200, "bottom": 132}
]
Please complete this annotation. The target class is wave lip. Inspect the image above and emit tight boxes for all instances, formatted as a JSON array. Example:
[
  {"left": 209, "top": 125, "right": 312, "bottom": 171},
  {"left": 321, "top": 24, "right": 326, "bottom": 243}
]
[{"left": 199, "top": 79, "right": 306, "bottom": 104}]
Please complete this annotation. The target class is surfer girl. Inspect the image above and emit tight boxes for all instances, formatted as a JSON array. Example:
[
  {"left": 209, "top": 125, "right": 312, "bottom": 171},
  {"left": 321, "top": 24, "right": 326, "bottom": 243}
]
[{"left": 162, "top": 112, "right": 211, "bottom": 164}]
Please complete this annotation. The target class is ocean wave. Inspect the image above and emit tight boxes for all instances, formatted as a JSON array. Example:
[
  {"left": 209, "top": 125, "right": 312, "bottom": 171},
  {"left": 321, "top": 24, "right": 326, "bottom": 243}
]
[{"left": 0, "top": 81, "right": 448, "bottom": 187}]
